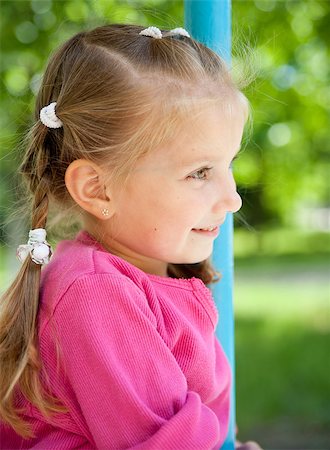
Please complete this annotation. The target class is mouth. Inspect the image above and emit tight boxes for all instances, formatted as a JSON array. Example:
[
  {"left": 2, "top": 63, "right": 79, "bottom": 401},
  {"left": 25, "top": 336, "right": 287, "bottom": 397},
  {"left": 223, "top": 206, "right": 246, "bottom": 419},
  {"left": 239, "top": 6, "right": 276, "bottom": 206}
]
[{"left": 191, "top": 225, "right": 220, "bottom": 237}]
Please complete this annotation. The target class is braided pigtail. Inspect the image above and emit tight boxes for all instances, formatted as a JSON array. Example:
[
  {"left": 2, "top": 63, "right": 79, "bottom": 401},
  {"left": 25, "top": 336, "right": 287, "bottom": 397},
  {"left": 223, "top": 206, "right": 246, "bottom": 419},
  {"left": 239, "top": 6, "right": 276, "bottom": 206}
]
[
  {"left": 1, "top": 33, "right": 90, "bottom": 436},
  {"left": 0, "top": 120, "right": 66, "bottom": 438}
]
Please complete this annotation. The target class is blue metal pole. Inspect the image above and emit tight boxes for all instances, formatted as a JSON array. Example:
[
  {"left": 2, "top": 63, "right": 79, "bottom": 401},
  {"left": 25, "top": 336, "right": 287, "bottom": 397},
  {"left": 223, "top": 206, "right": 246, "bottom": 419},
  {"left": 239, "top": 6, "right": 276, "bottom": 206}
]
[{"left": 184, "top": 2, "right": 235, "bottom": 449}]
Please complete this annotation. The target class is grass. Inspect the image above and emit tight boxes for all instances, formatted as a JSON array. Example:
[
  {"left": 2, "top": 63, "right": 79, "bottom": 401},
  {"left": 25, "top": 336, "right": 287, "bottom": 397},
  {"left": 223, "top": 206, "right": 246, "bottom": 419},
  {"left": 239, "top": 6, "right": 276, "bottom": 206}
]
[
  {"left": 234, "top": 253, "right": 329, "bottom": 326},
  {"left": 235, "top": 317, "right": 329, "bottom": 449},
  {"left": 233, "top": 251, "right": 330, "bottom": 449}
]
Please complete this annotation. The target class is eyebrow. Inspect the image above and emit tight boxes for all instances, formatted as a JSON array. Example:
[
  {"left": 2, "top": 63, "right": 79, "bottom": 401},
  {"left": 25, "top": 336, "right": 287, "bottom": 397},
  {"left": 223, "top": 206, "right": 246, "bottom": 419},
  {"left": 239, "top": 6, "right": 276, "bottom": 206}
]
[{"left": 180, "top": 146, "right": 242, "bottom": 169}]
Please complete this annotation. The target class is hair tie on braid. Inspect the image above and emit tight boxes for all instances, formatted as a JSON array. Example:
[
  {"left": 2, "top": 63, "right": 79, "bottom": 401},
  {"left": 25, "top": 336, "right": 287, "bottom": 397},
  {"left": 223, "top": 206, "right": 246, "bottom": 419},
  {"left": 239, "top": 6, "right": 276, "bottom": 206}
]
[
  {"left": 40, "top": 102, "right": 63, "bottom": 129},
  {"left": 16, "top": 228, "right": 52, "bottom": 265}
]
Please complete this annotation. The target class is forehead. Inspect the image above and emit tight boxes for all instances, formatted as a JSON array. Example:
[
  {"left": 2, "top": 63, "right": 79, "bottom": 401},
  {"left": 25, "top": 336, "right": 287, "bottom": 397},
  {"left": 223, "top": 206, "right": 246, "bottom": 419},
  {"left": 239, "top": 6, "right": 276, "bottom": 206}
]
[{"left": 154, "top": 101, "right": 246, "bottom": 167}]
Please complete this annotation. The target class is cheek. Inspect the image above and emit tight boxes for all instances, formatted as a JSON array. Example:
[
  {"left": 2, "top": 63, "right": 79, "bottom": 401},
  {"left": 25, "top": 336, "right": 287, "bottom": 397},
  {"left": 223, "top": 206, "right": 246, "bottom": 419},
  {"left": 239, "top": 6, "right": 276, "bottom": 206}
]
[
  {"left": 145, "top": 184, "right": 185, "bottom": 220},
  {"left": 186, "top": 183, "right": 218, "bottom": 209},
  {"left": 166, "top": 184, "right": 213, "bottom": 224}
]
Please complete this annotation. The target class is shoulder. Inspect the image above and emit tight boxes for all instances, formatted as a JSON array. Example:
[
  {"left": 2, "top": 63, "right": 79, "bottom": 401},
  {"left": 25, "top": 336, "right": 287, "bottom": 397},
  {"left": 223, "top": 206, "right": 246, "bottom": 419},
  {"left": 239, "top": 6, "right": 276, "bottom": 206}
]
[
  {"left": 41, "top": 232, "right": 124, "bottom": 290},
  {"left": 39, "top": 231, "right": 152, "bottom": 327}
]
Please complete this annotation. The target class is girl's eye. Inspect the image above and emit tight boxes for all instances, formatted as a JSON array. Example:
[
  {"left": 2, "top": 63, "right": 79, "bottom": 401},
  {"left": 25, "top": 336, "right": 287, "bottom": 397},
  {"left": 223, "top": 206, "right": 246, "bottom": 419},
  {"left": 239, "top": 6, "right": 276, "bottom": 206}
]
[{"left": 187, "top": 167, "right": 212, "bottom": 181}]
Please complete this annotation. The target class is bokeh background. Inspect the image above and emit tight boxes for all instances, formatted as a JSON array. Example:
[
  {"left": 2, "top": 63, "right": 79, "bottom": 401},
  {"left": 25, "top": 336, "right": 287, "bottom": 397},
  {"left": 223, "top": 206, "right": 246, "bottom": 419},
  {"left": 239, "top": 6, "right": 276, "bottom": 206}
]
[{"left": 0, "top": 1, "right": 329, "bottom": 449}]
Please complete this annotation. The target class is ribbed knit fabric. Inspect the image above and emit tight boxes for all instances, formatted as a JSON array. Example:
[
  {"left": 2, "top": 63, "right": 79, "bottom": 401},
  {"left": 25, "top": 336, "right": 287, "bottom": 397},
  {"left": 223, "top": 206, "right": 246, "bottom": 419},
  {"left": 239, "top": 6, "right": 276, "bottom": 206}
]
[{"left": 1, "top": 231, "right": 231, "bottom": 450}]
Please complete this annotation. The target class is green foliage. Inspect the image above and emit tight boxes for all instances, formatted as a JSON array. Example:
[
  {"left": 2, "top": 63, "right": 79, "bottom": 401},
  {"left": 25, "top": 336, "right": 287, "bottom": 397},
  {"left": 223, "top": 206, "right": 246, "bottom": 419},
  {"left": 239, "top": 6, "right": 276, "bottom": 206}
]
[{"left": 231, "top": 0, "right": 330, "bottom": 228}]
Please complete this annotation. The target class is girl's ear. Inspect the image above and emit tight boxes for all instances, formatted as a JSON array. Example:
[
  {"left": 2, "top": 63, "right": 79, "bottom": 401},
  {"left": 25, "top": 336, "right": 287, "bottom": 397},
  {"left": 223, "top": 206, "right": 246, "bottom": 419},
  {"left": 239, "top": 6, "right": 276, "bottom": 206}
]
[{"left": 65, "top": 159, "right": 113, "bottom": 220}]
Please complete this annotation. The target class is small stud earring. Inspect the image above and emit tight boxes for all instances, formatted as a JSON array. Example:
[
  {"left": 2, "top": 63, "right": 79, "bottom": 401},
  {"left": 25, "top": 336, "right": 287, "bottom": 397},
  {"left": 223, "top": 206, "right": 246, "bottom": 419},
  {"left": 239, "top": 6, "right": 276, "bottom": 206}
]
[{"left": 102, "top": 208, "right": 109, "bottom": 216}]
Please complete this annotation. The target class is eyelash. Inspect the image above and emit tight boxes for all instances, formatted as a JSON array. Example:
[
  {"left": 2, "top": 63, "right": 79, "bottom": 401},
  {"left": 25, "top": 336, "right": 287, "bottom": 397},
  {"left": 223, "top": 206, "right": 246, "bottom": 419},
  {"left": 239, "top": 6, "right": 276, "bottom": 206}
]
[
  {"left": 187, "top": 167, "right": 212, "bottom": 181},
  {"left": 188, "top": 156, "right": 239, "bottom": 181}
]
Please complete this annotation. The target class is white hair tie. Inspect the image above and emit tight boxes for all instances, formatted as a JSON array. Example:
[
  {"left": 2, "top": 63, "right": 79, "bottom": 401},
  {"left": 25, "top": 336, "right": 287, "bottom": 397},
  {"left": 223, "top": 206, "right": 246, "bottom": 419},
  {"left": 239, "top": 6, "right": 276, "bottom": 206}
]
[
  {"left": 139, "top": 26, "right": 190, "bottom": 40},
  {"left": 16, "top": 228, "right": 53, "bottom": 265},
  {"left": 168, "top": 27, "right": 190, "bottom": 38},
  {"left": 39, "top": 102, "right": 63, "bottom": 129},
  {"left": 139, "top": 26, "right": 163, "bottom": 39}
]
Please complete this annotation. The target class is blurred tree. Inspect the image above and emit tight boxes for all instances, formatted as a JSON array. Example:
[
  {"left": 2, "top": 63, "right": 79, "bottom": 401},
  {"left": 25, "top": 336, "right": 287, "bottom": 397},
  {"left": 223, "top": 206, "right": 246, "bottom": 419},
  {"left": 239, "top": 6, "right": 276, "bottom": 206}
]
[
  {"left": 0, "top": 0, "right": 329, "bottom": 240},
  {"left": 231, "top": 0, "right": 330, "bottom": 229}
]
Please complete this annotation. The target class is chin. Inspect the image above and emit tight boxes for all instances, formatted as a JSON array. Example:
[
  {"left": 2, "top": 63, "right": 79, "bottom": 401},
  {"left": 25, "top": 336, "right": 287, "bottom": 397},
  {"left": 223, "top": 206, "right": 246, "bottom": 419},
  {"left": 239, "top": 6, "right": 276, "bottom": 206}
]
[
  {"left": 190, "top": 256, "right": 212, "bottom": 265},
  {"left": 172, "top": 251, "right": 213, "bottom": 265}
]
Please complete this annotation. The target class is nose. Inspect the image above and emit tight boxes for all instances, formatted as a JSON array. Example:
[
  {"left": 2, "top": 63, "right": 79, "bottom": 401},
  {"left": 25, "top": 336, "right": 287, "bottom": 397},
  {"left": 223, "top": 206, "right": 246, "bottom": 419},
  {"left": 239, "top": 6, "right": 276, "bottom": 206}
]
[
  {"left": 227, "top": 190, "right": 242, "bottom": 213},
  {"left": 212, "top": 173, "right": 242, "bottom": 215}
]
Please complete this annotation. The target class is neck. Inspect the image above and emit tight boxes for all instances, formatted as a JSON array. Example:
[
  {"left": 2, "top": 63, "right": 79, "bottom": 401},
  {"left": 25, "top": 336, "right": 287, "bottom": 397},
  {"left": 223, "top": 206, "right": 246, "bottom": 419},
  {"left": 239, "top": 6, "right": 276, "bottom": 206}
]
[{"left": 84, "top": 221, "right": 169, "bottom": 278}]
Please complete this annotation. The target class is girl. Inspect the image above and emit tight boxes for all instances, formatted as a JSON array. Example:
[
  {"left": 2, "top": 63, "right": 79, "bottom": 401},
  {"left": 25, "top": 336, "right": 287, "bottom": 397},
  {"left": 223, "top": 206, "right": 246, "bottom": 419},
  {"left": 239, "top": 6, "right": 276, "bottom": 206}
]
[{"left": 0, "top": 24, "right": 261, "bottom": 449}]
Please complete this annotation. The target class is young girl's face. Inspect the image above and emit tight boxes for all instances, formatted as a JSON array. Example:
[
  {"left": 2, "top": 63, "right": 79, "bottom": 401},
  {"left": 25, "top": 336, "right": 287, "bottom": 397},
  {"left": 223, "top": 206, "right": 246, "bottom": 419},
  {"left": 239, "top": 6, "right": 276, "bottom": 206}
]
[{"left": 103, "top": 102, "right": 245, "bottom": 277}]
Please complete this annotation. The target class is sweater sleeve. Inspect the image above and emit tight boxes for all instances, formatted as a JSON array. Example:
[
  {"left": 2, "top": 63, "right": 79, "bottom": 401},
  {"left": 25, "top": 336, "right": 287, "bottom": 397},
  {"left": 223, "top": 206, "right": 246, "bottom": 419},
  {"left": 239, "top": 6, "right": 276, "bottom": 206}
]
[{"left": 48, "top": 274, "right": 221, "bottom": 449}]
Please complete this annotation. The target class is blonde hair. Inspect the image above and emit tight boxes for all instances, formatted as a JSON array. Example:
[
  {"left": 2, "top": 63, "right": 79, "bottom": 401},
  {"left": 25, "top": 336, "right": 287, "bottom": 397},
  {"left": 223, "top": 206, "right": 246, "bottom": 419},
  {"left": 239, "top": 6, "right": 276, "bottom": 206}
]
[{"left": 0, "top": 23, "right": 249, "bottom": 437}]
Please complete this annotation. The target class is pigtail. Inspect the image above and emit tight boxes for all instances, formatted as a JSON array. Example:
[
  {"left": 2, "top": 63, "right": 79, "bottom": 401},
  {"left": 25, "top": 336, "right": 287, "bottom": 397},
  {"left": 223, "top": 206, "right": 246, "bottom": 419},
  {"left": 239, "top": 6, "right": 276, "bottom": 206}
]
[
  {"left": 1, "top": 35, "right": 91, "bottom": 435},
  {"left": 0, "top": 122, "right": 66, "bottom": 438}
]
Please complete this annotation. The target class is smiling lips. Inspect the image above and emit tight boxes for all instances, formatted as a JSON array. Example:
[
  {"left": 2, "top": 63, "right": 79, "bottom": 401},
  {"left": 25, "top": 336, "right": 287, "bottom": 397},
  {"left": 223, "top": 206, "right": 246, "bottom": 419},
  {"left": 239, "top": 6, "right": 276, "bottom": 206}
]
[
  {"left": 194, "top": 226, "right": 218, "bottom": 231},
  {"left": 192, "top": 226, "right": 220, "bottom": 237}
]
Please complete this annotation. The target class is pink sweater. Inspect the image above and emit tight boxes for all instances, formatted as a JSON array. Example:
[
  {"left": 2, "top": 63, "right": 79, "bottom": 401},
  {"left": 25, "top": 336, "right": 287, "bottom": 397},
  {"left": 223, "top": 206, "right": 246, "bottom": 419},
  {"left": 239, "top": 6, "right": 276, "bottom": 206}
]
[{"left": 1, "top": 231, "right": 231, "bottom": 449}]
